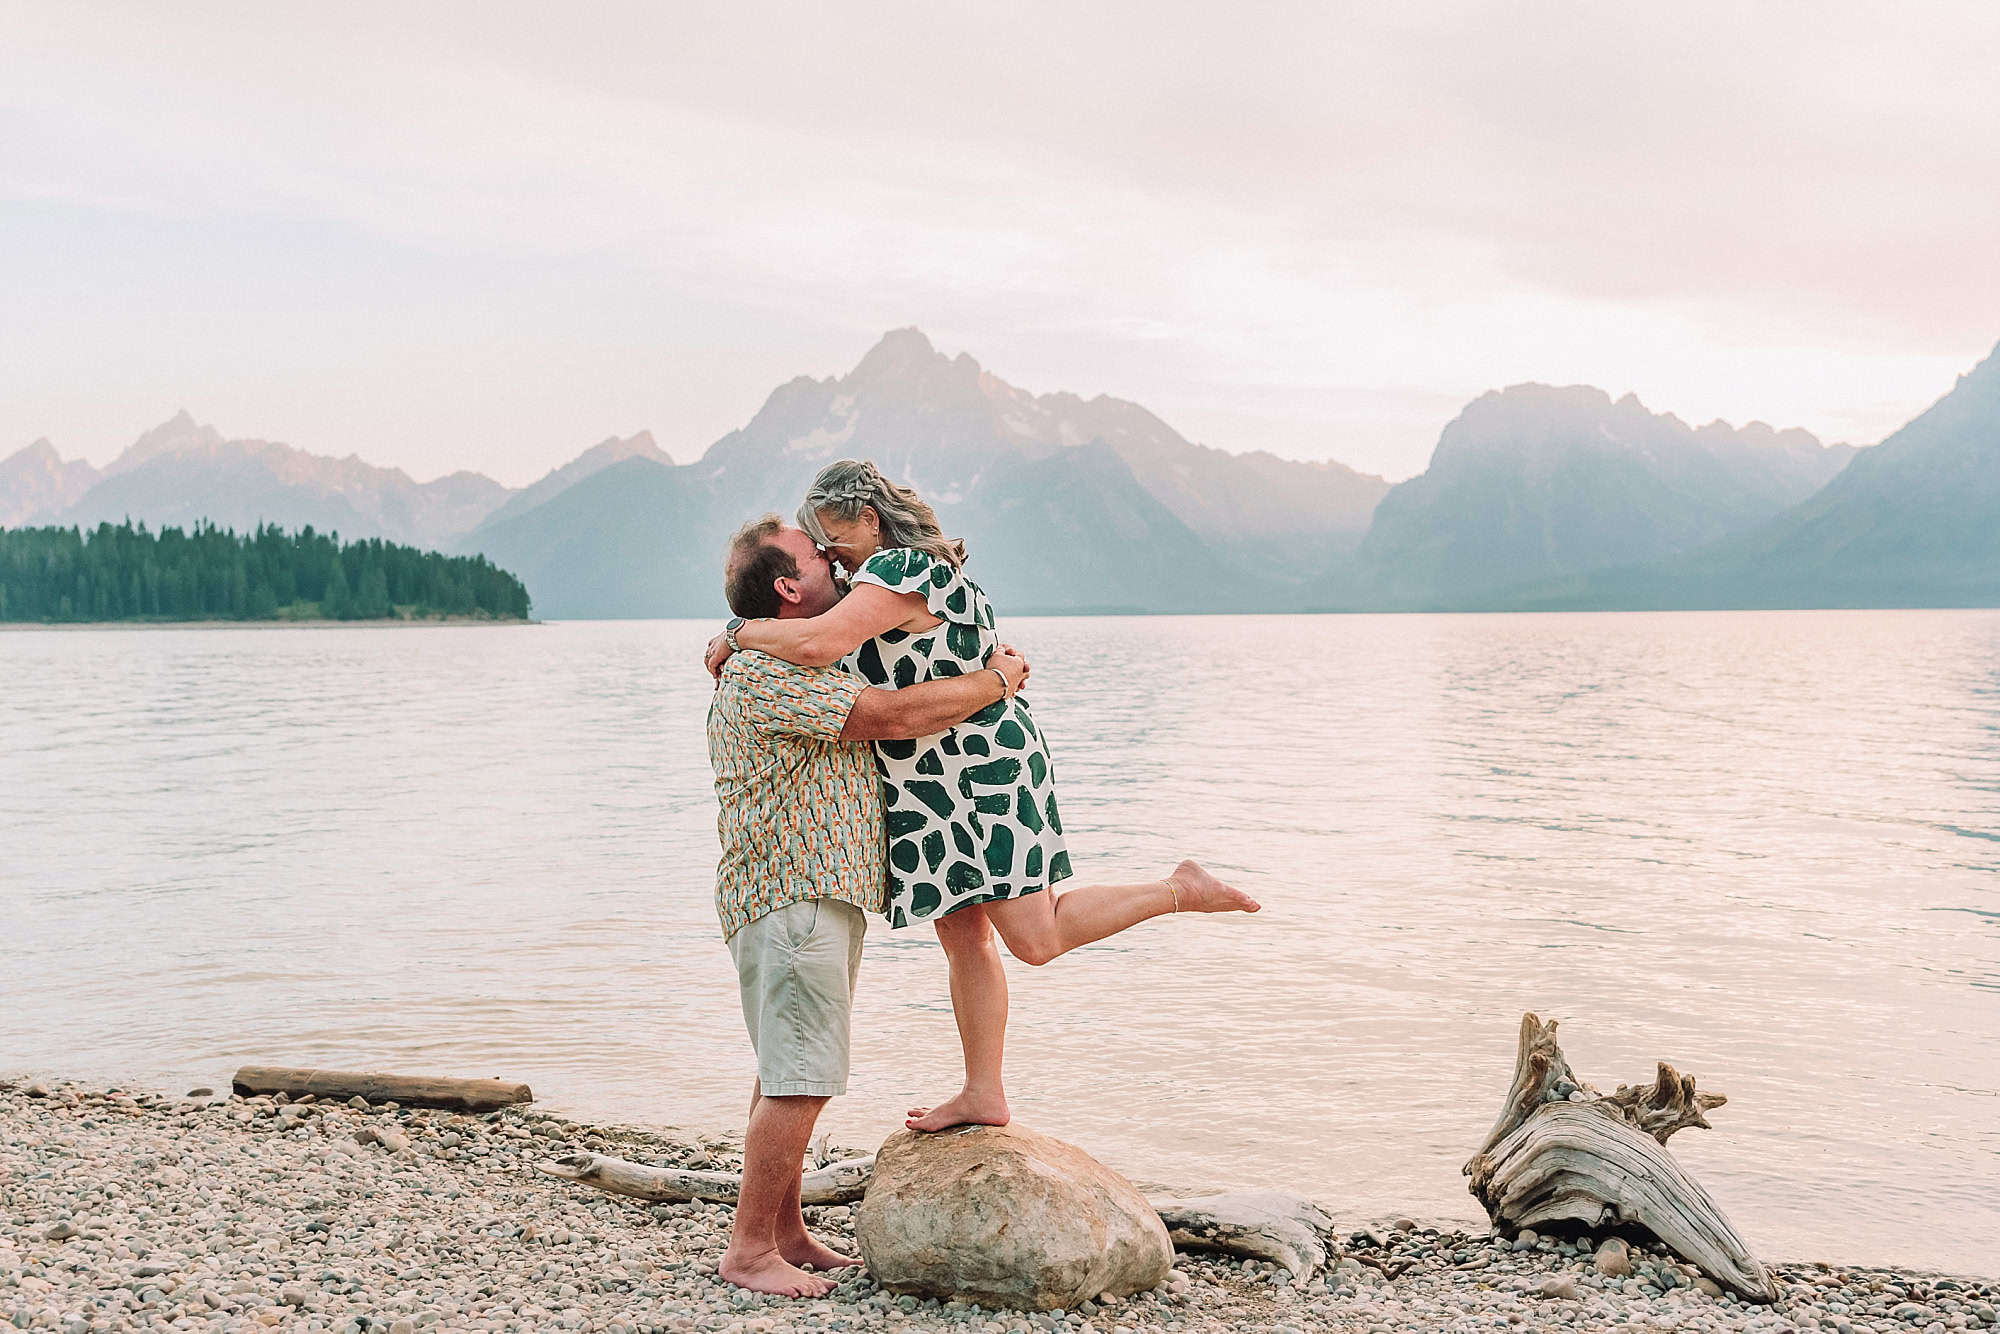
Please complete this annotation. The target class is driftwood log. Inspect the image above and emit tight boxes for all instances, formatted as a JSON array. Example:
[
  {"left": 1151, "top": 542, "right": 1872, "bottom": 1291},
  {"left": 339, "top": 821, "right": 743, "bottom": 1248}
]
[
  {"left": 537, "top": 1152, "right": 1336, "bottom": 1277},
  {"left": 232, "top": 1065, "right": 533, "bottom": 1112},
  {"left": 1462, "top": 1014, "right": 1779, "bottom": 1303},
  {"left": 1149, "top": 1191, "right": 1333, "bottom": 1279},
  {"left": 535, "top": 1151, "right": 879, "bottom": 1207}
]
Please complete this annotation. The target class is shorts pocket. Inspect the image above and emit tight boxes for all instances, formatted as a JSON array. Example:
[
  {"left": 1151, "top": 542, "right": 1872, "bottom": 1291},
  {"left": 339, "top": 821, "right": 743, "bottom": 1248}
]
[{"left": 779, "top": 899, "right": 822, "bottom": 952}]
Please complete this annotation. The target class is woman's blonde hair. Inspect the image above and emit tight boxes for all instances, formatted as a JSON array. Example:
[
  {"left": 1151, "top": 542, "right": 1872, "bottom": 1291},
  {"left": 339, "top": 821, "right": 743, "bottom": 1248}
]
[{"left": 798, "top": 459, "right": 967, "bottom": 568}]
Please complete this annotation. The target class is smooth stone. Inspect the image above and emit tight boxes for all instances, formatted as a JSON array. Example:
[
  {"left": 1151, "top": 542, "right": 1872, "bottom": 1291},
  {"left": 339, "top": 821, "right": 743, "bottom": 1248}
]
[
  {"left": 186, "top": 1087, "right": 214, "bottom": 1099},
  {"left": 42, "top": 1221, "right": 76, "bottom": 1241},
  {"left": 1594, "top": 1238, "right": 1632, "bottom": 1278},
  {"left": 856, "top": 1124, "right": 1173, "bottom": 1312},
  {"left": 1537, "top": 1275, "right": 1579, "bottom": 1301}
]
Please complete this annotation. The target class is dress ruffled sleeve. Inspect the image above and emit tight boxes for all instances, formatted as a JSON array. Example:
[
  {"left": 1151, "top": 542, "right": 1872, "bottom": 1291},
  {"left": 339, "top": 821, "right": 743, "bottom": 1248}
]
[{"left": 850, "top": 547, "right": 975, "bottom": 624}]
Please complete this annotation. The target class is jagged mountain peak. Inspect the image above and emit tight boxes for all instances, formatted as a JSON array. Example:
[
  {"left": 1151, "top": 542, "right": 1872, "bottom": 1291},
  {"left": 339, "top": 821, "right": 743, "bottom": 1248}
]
[
  {"left": 467, "top": 429, "right": 671, "bottom": 533},
  {"left": 2, "top": 438, "right": 102, "bottom": 527},
  {"left": 109, "top": 410, "right": 228, "bottom": 476},
  {"left": 841, "top": 328, "right": 988, "bottom": 408},
  {"left": 571, "top": 429, "right": 670, "bottom": 467},
  {"left": 848, "top": 327, "right": 943, "bottom": 383}
]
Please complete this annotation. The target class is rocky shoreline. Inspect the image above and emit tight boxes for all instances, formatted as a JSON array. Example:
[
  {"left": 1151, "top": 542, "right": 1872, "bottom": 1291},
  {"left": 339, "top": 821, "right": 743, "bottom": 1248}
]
[{"left": 3, "top": 1078, "right": 1993, "bottom": 1334}]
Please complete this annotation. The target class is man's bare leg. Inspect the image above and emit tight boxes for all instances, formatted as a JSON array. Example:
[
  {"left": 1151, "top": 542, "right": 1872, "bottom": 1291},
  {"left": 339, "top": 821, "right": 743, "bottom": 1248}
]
[
  {"left": 769, "top": 1095, "right": 859, "bottom": 1270},
  {"left": 985, "top": 860, "right": 1258, "bottom": 968},
  {"left": 720, "top": 1084, "right": 839, "bottom": 1297},
  {"left": 906, "top": 906, "right": 1011, "bottom": 1132}
]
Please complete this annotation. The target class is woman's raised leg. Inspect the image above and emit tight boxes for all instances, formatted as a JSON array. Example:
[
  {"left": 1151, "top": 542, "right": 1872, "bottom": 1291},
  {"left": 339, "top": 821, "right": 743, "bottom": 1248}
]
[
  {"left": 906, "top": 904, "right": 1014, "bottom": 1132},
  {"left": 985, "top": 859, "right": 1258, "bottom": 967}
]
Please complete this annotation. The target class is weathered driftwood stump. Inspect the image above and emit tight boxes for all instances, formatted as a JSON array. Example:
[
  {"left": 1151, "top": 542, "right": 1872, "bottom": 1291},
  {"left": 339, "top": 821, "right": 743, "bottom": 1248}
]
[{"left": 1462, "top": 1013, "right": 1779, "bottom": 1303}]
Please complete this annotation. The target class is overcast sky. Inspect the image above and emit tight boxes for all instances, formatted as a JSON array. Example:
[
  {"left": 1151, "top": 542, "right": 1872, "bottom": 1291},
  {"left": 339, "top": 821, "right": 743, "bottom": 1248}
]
[{"left": 4, "top": 2, "right": 1997, "bottom": 485}]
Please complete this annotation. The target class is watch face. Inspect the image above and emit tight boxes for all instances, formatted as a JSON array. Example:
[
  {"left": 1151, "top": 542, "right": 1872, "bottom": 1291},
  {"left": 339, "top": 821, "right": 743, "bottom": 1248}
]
[{"left": 726, "top": 617, "right": 746, "bottom": 631}]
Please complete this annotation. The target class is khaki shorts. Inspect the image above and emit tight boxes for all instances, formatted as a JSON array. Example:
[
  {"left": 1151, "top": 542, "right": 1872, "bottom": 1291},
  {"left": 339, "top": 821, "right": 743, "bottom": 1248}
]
[{"left": 726, "top": 898, "right": 866, "bottom": 1097}]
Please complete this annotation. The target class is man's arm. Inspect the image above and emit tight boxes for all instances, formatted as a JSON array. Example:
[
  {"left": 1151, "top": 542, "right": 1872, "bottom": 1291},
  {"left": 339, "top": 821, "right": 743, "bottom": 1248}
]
[{"left": 841, "top": 649, "right": 1028, "bottom": 741}]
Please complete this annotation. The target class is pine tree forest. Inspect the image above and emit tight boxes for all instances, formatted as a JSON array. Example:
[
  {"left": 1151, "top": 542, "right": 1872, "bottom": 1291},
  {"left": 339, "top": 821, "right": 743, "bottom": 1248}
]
[{"left": 0, "top": 522, "right": 532, "bottom": 622}]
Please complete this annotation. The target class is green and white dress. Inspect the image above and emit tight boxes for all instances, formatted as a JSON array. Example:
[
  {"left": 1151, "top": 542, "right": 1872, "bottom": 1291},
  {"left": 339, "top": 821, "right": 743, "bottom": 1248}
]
[{"left": 843, "top": 546, "right": 1072, "bottom": 928}]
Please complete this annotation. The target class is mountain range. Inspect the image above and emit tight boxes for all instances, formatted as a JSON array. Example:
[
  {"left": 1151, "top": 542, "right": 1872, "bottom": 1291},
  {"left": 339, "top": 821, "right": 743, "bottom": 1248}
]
[
  {"left": 5, "top": 329, "right": 1997, "bottom": 615},
  {"left": 1354, "top": 384, "right": 1859, "bottom": 606},
  {"left": 1495, "top": 340, "right": 2000, "bottom": 609},
  {"left": 37, "top": 411, "right": 511, "bottom": 550}
]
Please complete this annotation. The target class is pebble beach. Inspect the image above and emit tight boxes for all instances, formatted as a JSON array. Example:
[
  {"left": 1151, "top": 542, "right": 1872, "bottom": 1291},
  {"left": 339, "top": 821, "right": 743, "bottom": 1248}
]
[{"left": 4, "top": 1078, "right": 1994, "bottom": 1334}]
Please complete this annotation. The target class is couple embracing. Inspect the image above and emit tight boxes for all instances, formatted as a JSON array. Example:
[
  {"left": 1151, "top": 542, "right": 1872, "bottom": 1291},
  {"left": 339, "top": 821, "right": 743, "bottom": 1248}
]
[{"left": 703, "top": 459, "right": 1260, "bottom": 1298}]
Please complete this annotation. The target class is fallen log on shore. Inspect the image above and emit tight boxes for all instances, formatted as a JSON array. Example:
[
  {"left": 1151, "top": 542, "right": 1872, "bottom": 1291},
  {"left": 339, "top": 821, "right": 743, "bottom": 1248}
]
[
  {"left": 535, "top": 1150, "right": 877, "bottom": 1206},
  {"left": 1462, "top": 1013, "right": 1780, "bottom": 1303},
  {"left": 232, "top": 1065, "right": 533, "bottom": 1112}
]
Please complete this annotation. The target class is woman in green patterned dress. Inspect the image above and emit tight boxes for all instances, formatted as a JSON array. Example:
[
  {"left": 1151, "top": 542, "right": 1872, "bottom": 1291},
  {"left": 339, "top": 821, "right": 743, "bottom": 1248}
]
[{"left": 716, "top": 459, "right": 1260, "bottom": 1133}]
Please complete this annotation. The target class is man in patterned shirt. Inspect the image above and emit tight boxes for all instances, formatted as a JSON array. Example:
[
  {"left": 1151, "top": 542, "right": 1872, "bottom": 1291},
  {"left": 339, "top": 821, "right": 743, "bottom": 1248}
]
[{"left": 708, "top": 515, "right": 1027, "bottom": 1298}]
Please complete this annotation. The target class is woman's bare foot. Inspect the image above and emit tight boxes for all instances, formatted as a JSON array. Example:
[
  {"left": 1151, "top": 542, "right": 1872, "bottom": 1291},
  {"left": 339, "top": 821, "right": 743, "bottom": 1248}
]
[
  {"left": 780, "top": 1233, "right": 860, "bottom": 1272},
  {"left": 905, "top": 1086, "right": 1011, "bottom": 1133},
  {"left": 1168, "top": 860, "right": 1261, "bottom": 913},
  {"left": 718, "top": 1246, "right": 835, "bottom": 1298}
]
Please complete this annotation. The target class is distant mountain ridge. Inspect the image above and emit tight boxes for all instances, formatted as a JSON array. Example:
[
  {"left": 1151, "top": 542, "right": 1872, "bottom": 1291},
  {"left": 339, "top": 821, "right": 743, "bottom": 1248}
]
[
  {"left": 2, "top": 332, "right": 1390, "bottom": 615},
  {"left": 471, "top": 328, "right": 1310, "bottom": 615},
  {"left": 1497, "top": 338, "right": 2000, "bottom": 609},
  {"left": 689, "top": 327, "right": 1387, "bottom": 560},
  {"left": 12, "top": 328, "right": 1998, "bottom": 617},
  {"left": 15, "top": 410, "right": 515, "bottom": 551},
  {"left": 1354, "top": 384, "right": 1859, "bottom": 606},
  {"left": 0, "top": 439, "right": 99, "bottom": 527},
  {"left": 473, "top": 430, "right": 673, "bottom": 532}
]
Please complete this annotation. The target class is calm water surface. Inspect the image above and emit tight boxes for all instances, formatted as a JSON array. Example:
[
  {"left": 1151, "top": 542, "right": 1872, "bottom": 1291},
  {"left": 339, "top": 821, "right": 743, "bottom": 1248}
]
[{"left": 3, "top": 612, "right": 1997, "bottom": 1276}]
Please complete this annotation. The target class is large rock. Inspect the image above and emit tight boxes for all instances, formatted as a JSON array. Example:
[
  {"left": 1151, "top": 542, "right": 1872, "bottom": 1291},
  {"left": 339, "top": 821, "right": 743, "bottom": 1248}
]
[{"left": 855, "top": 1123, "right": 1174, "bottom": 1310}]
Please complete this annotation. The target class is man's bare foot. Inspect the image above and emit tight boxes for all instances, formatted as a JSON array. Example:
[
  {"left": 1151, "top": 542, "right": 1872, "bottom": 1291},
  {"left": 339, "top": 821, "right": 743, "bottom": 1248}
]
[
  {"left": 904, "top": 1087, "right": 1011, "bottom": 1132},
  {"left": 1168, "top": 860, "right": 1261, "bottom": 913},
  {"left": 718, "top": 1247, "right": 835, "bottom": 1298},
  {"left": 779, "top": 1233, "right": 859, "bottom": 1272}
]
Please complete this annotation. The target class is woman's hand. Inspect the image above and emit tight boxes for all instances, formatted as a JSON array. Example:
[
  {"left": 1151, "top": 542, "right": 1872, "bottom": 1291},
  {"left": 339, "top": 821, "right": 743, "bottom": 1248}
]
[
  {"left": 704, "top": 633, "right": 735, "bottom": 680},
  {"left": 994, "top": 642, "right": 1030, "bottom": 694},
  {"left": 990, "top": 646, "right": 1030, "bottom": 696}
]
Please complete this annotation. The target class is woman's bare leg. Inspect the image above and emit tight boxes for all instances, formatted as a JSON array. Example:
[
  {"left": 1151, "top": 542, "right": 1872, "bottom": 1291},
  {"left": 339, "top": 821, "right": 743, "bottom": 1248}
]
[
  {"left": 906, "top": 904, "right": 1014, "bottom": 1132},
  {"left": 985, "top": 859, "right": 1258, "bottom": 967}
]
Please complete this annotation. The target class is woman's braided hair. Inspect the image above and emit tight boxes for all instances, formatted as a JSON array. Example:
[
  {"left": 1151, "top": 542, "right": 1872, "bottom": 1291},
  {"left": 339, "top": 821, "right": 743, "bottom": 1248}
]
[{"left": 798, "top": 459, "right": 967, "bottom": 568}]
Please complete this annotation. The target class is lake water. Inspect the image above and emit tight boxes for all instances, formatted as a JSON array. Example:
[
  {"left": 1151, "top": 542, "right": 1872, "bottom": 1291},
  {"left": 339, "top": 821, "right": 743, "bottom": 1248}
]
[{"left": 3, "top": 612, "right": 1997, "bottom": 1277}]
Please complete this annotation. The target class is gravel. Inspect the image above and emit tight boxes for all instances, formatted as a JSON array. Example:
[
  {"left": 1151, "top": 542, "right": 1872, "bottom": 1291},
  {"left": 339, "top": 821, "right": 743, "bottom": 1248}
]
[{"left": 4, "top": 1077, "right": 1994, "bottom": 1334}]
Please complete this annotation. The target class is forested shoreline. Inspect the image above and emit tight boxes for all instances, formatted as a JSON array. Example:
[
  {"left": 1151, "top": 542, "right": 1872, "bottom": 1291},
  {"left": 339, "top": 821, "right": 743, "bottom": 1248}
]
[{"left": 0, "top": 522, "right": 531, "bottom": 622}]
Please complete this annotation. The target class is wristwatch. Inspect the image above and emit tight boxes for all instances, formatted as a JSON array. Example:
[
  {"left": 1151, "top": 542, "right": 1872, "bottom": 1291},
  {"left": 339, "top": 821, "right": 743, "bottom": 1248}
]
[{"left": 724, "top": 616, "right": 747, "bottom": 651}]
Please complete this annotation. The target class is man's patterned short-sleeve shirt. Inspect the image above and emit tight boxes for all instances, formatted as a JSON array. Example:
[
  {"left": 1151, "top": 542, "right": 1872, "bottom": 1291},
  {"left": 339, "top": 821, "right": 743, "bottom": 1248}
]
[{"left": 707, "top": 651, "right": 887, "bottom": 940}]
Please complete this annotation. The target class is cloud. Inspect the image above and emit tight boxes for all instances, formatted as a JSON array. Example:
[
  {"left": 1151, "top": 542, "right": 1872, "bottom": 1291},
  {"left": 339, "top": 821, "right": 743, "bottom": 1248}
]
[{"left": 2, "top": 0, "right": 1993, "bottom": 479}]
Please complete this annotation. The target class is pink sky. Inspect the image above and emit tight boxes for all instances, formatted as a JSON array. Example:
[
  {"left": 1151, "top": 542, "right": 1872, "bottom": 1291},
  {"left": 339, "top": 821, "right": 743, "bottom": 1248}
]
[{"left": 4, "top": 1, "right": 1996, "bottom": 484}]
